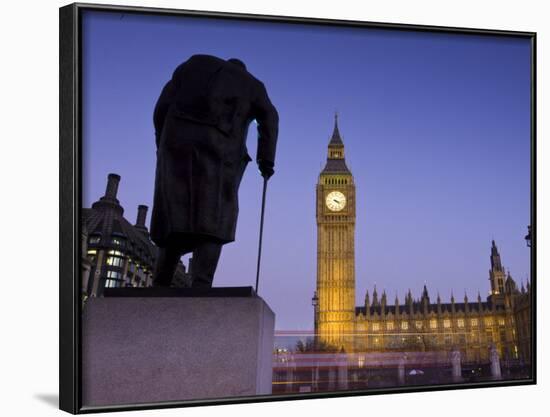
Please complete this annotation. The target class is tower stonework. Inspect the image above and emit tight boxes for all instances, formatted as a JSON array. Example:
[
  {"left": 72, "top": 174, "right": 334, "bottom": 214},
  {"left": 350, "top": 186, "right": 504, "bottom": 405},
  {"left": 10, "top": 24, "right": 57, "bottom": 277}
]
[
  {"left": 489, "top": 240, "right": 506, "bottom": 305},
  {"left": 490, "top": 240, "right": 505, "bottom": 292},
  {"left": 315, "top": 114, "right": 356, "bottom": 351}
]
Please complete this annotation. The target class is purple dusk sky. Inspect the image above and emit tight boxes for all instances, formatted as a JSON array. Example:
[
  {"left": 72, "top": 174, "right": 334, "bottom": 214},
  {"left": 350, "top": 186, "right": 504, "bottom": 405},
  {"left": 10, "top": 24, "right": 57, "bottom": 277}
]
[{"left": 81, "top": 10, "right": 531, "bottom": 331}]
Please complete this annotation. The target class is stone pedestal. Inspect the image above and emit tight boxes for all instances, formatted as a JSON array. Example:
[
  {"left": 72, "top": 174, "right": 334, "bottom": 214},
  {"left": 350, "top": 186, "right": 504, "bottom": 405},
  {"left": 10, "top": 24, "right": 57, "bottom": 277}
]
[
  {"left": 490, "top": 345, "right": 502, "bottom": 380},
  {"left": 397, "top": 357, "right": 406, "bottom": 385},
  {"left": 451, "top": 349, "right": 462, "bottom": 382},
  {"left": 327, "top": 367, "right": 336, "bottom": 391},
  {"left": 285, "top": 367, "right": 294, "bottom": 393},
  {"left": 82, "top": 292, "right": 275, "bottom": 407},
  {"left": 338, "top": 360, "right": 348, "bottom": 390}
]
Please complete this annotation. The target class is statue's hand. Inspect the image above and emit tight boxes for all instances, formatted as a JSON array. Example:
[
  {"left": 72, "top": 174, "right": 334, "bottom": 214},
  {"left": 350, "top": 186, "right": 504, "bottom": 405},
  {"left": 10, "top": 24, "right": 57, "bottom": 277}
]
[{"left": 258, "top": 159, "right": 274, "bottom": 180}]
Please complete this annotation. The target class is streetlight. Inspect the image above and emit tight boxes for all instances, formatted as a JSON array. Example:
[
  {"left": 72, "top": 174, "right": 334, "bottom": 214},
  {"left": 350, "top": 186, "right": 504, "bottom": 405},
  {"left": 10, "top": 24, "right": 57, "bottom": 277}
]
[
  {"left": 312, "top": 291, "right": 319, "bottom": 349},
  {"left": 311, "top": 291, "right": 319, "bottom": 308}
]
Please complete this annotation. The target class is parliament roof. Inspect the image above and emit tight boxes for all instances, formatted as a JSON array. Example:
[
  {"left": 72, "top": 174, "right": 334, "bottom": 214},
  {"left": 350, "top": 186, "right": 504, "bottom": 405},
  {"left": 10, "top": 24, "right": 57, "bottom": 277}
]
[{"left": 355, "top": 301, "right": 505, "bottom": 317}]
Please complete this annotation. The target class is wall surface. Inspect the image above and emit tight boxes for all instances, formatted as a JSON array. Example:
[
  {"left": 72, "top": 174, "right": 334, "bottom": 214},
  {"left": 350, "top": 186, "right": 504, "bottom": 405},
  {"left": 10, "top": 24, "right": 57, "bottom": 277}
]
[{"left": 0, "top": 0, "right": 547, "bottom": 416}]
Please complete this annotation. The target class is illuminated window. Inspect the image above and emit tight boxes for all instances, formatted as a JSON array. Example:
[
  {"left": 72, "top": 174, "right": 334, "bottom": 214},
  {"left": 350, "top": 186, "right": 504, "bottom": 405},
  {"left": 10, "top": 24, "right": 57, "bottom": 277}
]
[
  {"left": 401, "top": 321, "right": 409, "bottom": 330},
  {"left": 470, "top": 318, "right": 478, "bottom": 327},
  {"left": 106, "top": 270, "right": 121, "bottom": 279},
  {"left": 485, "top": 317, "right": 493, "bottom": 327},
  {"left": 111, "top": 237, "right": 126, "bottom": 247},
  {"left": 513, "top": 345, "right": 518, "bottom": 359},
  {"left": 415, "top": 321, "right": 423, "bottom": 329},
  {"left": 457, "top": 319, "right": 465, "bottom": 328},
  {"left": 386, "top": 322, "right": 394, "bottom": 331},
  {"left": 470, "top": 332, "right": 479, "bottom": 343},
  {"left": 498, "top": 318, "right": 505, "bottom": 326},
  {"left": 429, "top": 319, "right": 437, "bottom": 329},
  {"left": 104, "top": 279, "right": 118, "bottom": 288},
  {"left": 106, "top": 256, "right": 124, "bottom": 267},
  {"left": 106, "top": 249, "right": 125, "bottom": 267},
  {"left": 105, "top": 271, "right": 122, "bottom": 288},
  {"left": 87, "top": 249, "right": 97, "bottom": 255},
  {"left": 89, "top": 235, "right": 101, "bottom": 244},
  {"left": 372, "top": 323, "right": 379, "bottom": 332},
  {"left": 374, "top": 337, "right": 379, "bottom": 345},
  {"left": 443, "top": 319, "right": 451, "bottom": 328}
]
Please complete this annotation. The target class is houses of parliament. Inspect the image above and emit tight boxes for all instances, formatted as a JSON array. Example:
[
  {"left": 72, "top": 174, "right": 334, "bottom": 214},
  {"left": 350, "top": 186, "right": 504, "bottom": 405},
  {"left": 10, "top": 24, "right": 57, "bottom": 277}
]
[{"left": 313, "top": 115, "right": 532, "bottom": 366}]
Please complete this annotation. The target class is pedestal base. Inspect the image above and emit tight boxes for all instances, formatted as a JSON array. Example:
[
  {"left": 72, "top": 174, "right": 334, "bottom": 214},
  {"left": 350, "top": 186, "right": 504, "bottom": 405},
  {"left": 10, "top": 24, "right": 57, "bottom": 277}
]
[{"left": 82, "top": 294, "right": 275, "bottom": 407}]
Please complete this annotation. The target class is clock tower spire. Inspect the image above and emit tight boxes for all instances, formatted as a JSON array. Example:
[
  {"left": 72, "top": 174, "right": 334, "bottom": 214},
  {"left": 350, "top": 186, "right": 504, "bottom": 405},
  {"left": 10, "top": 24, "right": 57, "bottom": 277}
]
[
  {"left": 322, "top": 113, "right": 351, "bottom": 173},
  {"left": 315, "top": 114, "right": 356, "bottom": 352}
]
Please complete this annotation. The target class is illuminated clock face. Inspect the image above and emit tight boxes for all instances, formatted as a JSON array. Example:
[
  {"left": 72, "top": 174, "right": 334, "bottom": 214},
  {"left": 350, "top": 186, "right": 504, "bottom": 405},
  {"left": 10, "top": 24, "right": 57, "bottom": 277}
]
[{"left": 326, "top": 191, "right": 346, "bottom": 212}]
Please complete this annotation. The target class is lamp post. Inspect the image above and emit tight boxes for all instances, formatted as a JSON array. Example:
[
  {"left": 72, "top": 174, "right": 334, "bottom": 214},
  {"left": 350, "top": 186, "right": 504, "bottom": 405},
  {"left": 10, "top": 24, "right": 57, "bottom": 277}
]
[{"left": 312, "top": 291, "right": 319, "bottom": 349}]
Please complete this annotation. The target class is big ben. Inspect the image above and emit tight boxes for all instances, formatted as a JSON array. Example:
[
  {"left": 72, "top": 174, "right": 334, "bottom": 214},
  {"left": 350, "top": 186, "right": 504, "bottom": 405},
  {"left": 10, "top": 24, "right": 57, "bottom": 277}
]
[{"left": 315, "top": 114, "right": 356, "bottom": 352}]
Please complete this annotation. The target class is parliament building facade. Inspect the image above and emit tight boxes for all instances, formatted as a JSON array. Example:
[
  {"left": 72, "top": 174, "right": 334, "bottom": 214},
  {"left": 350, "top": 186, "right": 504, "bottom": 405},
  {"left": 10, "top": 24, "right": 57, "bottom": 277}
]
[{"left": 314, "top": 116, "right": 532, "bottom": 366}]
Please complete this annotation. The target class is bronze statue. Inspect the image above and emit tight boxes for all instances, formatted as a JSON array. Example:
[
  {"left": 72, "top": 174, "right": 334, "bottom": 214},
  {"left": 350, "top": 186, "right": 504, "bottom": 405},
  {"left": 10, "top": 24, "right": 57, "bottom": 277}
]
[{"left": 150, "top": 55, "right": 279, "bottom": 288}]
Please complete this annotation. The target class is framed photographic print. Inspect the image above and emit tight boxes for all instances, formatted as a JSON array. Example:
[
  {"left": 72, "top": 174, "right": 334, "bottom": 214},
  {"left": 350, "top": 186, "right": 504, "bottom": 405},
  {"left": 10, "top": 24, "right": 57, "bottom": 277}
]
[{"left": 59, "top": 2, "right": 536, "bottom": 413}]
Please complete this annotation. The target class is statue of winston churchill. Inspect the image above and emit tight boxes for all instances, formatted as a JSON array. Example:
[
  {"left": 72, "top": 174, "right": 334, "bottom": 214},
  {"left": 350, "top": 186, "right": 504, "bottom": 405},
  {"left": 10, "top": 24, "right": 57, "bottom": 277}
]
[{"left": 150, "top": 54, "right": 279, "bottom": 288}]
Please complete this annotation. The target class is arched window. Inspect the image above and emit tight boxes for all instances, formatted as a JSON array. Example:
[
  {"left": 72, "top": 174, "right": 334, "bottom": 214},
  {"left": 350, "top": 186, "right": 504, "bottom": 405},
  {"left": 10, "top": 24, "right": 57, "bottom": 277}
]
[{"left": 89, "top": 234, "right": 101, "bottom": 245}]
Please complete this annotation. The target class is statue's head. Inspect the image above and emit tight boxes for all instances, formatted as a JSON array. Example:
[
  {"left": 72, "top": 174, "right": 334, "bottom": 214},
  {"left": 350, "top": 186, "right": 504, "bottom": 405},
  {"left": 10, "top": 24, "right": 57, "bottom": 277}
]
[{"left": 228, "top": 58, "right": 247, "bottom": 71}]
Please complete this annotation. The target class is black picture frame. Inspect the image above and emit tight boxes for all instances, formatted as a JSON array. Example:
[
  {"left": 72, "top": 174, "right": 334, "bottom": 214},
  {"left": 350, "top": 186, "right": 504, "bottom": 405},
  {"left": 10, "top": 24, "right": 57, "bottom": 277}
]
[{"left": 59, "top": 2, "right": 536, "bottom": 414}]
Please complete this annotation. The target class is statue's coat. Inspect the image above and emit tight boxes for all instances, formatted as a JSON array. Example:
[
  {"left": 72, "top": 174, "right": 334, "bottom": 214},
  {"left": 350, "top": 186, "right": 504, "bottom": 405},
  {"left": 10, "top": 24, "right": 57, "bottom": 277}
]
[{"left": 150, "top": 55, "right": 279, "bottom": 247}]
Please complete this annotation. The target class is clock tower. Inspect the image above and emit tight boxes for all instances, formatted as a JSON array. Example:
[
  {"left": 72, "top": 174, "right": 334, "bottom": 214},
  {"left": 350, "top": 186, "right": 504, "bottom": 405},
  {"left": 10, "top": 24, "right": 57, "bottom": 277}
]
[{"left": 315, "top": 114, "right": 356, "bottom": 352}]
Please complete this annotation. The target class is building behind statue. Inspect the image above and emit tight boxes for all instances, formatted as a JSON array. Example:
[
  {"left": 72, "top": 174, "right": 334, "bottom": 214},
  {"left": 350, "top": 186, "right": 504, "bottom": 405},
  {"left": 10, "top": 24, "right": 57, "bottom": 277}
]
[
  {"left": 81, "top": 173, "right": 191, "bottom": 299},
  {"left": 272, "top": 117, "right": 532, "bottom": 394},
  {"left": 313, "top": 116, "right": 532, "bottom": 366}
]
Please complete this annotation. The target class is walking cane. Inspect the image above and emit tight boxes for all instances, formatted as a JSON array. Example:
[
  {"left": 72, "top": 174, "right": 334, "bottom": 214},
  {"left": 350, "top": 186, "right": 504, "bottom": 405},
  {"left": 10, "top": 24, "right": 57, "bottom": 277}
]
[{"left": 255, "top": 177, "right": 268, "bottom": 294}]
